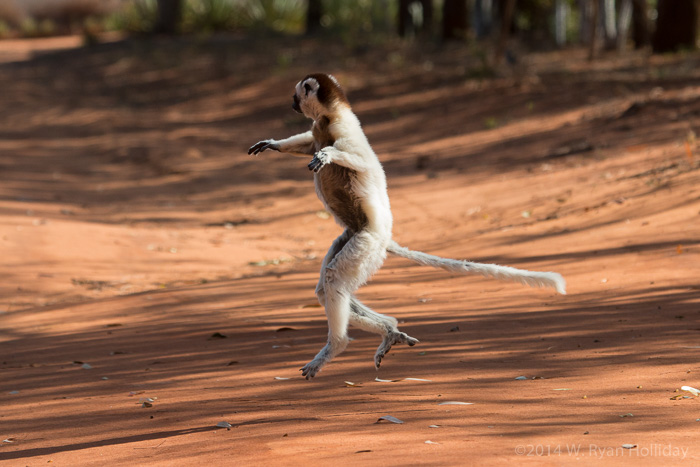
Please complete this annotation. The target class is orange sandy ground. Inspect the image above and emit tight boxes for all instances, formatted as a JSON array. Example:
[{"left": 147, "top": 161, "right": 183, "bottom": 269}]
[{"left": 1, "top": 36, "right": 699, "bottom": 465}]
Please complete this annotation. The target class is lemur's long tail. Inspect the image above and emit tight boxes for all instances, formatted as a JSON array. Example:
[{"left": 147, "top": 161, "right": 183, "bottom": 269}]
[{"left": 386, "top": 240, "right": 566, "bottom": 295}]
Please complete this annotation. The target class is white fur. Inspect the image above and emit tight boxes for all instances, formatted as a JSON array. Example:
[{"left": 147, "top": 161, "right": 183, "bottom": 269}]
[
  {"left": 317, "top": 107, "right": 393, "bottom": 237},
  {"left": 387, "top": 241, "right": 566, "bottom": 294},
  {"left": 249, "top": 75, "right": 566, "bottom": 379}
]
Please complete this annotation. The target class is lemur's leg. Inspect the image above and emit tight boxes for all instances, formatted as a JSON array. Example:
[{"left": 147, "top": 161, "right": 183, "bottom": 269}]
[
  {"left": 348, "top": 298, "right": 419, "bottom": 369},
  {"left": 314, "top": 230, "right": 352, "bottom": 307},
  {"left": 304, "top": 230, "right": 352, "bottom": 379},
  {"left": 313, "top": 230, "right": 419, "bottom": 371},
  {"left": 302, "top": 230, "right": 386, "bottom": 379}
]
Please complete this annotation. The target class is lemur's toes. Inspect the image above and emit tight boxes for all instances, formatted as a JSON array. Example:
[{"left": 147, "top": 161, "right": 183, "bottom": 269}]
[
  {"left": 300, "top": 366, "right": 315, "bottom": 379},
  {"left": 374, "top": 351, "right": 387, "bottom": 369},
  {"left": 405, "top": 335, "right": 419, "bottom": 346},
  {"left": 374, "top": 331, "right": 419, "bottom": 369},
  {"left": 394, "top": 331, "right": 419, "bottom": 346},
  {"left": 300, "top": 360, "right": 323, "bottom": 379}
]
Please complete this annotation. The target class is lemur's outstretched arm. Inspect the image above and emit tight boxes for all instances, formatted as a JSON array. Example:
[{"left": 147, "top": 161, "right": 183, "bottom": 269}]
[{"left": 248, "top": 131, "right": 314, "bottom": 157}]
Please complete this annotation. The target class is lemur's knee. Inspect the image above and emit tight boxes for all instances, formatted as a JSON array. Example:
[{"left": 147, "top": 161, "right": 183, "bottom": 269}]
[{"left": 322, "top": 267, "right": 351, "bottom": 297}]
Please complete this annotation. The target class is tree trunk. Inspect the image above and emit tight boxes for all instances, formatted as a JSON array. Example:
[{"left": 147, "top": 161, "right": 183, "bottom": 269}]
[
  {"left": 442, "top": 0, "right": 469, "bottom": 40},
  {"left": 601, "top": 0, "right": 617, "bottom": 49},
  {"left": 306, "top": 0, "right": 323, "bottom": 35},
  {"left": 398, "top": 0, "right": 434, "bottom": 37},
  {"left": 578, "top": 0, "right": 590, "bottom": 44},
  {"left": 494, "top": 0, "right": 515, "bottom": 65},
  {"left": 154, "top": 0, "right": 182, "bottom": 35},
  {"left": 617, "top": 0, "right": 633, "bottom": 51},
  {"left": 422, "top": 0, "right": 434, "bottom": 36},
  {"left": 398, "top": 0, "right": 412, "bottom": 37},
  {"left": 588, "top": 0, "right": 599, "bottom": 60},
  {"left": 474, "top": 0, "right": 494, "bottom": 39},
  {"left": 554, "top": 0, "right": 568, "bottom": 47},
  {"left": 631, "top": 0, "right": 650, "bottom": 49},
  {"left": 653, "top": 0, "right": 698, "bottom": 53}
]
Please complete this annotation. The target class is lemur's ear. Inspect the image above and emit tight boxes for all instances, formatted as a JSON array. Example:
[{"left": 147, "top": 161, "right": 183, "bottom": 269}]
[{"left": 304, "top": 82, "right": 313, "bottom": 96}]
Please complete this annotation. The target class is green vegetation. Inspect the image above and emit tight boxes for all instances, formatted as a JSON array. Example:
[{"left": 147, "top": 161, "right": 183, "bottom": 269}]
[
  {"left": 0, "top": 1, "right": 696, "bottom": 57},
  {"left": 0, "top": 0, "right": 395, "bottom": 38}
]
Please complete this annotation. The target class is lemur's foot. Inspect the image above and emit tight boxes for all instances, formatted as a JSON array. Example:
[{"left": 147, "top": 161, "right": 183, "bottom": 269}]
[
  {"left": 308, "top": 151, "right": 330, "bottom": 172},
  {"left": 374, "top": 331, "right": 419, "bottom": 369},
  {"left": 248, "top": 140, "right": 280, "bottom": 155},
  {"left": 300, "top": 359, "right": 326, "bottom": 380}
]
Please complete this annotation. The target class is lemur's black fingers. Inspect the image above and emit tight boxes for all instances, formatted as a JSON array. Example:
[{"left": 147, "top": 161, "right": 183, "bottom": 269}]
[
  {"left": 309, "top": 154, "right": 327, "bottom": 172},
  {"left": 256, "top": 144, "right": 272, "bottom": 155},
  {"left": 248, "top": 142, "right": 265, "bottom": 155},
  {"left": 249, "top": 141, "right": 278, "bottom": 155},
  {"left": 308, "top": 157, "right": 320, "bottom": 171}
]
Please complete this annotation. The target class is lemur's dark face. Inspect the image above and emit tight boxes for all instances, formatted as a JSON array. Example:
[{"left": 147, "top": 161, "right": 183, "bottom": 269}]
[
  {"left": 292, "top": 93, "right": 302, "bottom": 113},
  {"left": 293, "top": 78, "right": 318, "bottom": 117}
]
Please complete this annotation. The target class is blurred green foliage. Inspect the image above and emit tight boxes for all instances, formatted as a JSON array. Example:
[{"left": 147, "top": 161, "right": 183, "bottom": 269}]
[
  {"left": 109, "top": 0, "right": 308, "bottom": 35},
  {"left": 0, "top": 0, "right": 397, "bottom": 39},
  {"left": 0, "top": 0, "right": 693, "bottom": 56},
  {"left": 99, "top": 0, "right": 391, "bottom": 37},
  {"left": 107, "top": 0, "right": 158, "bottom": 34}
]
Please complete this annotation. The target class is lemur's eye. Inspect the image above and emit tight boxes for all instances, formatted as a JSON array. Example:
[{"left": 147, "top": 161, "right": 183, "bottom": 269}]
[{"left": 304, "top": 82, "right": 312, "bottom": 96}]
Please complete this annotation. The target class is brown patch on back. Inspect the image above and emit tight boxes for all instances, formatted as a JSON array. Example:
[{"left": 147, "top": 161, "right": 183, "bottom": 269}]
[{"left": 305, "top": 73, "right": 349, "bottom": 107}]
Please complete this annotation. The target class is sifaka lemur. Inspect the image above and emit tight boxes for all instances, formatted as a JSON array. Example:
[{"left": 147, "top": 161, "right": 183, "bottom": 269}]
[{"left": 249, "top": 73, "right": 566, "bottom": 379}]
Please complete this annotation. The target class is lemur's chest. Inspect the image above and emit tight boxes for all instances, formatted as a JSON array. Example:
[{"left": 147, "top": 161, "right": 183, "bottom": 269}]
[
  {"left": 312, "top": 116, "right": 334, "bottom": 149},
  {"left": 315, "top": 165, "right": 368, "bottom": 232},
  {"left": 312, "top": 117, "right": 368, "bottom": 232}
]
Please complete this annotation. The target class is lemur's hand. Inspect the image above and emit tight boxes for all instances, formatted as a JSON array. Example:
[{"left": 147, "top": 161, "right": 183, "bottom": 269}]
[
  {"left": 308, "top": 150, "right": 330, "bottom": 172},
  {"left": 248, "top": 140, "right": 280, "bottom": 155}
]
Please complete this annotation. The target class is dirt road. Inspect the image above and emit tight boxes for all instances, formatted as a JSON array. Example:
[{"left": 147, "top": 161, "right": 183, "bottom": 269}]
[{"left": 1, "top": 36, "right": 699, "bottom": 465}]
